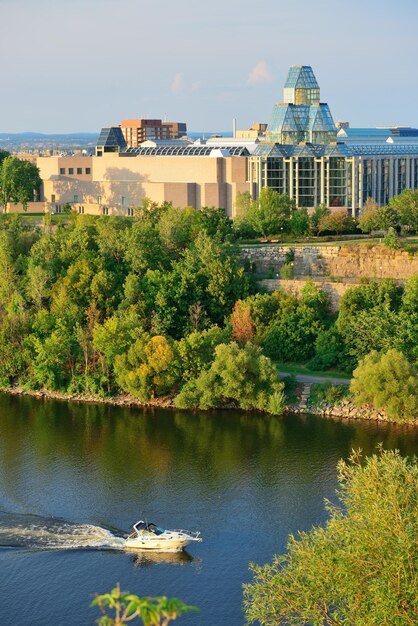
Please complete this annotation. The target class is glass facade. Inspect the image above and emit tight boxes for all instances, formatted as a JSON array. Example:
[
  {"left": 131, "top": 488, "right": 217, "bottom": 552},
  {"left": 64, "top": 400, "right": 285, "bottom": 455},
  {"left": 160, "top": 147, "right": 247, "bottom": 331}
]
[
  {"left": 266, "top": 65, "right": 337, "bottom": 145},
  {"left": 251, "top": 65, "right": 418, "bottom": 215}
]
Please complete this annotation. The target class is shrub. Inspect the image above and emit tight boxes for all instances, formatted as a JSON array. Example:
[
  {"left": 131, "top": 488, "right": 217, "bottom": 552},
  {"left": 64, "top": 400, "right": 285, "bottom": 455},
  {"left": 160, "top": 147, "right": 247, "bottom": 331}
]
[{"left": 350, "top": 349, "right": 418, "bottom": 422}]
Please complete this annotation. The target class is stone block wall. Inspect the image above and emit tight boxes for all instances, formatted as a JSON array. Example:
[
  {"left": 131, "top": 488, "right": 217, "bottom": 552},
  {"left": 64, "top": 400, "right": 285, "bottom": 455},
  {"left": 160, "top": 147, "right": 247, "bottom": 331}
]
[
  {"left": 258, "top": 279, "right": 357, "bottom": 312},
  {"left": 241, "top": 244, "right": 418, "bottom": 281}
]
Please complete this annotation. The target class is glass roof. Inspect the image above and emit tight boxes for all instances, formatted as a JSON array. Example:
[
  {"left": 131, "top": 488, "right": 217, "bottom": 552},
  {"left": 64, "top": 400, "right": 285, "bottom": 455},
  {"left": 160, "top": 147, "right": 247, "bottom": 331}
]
[
  {"left": 284, "top": 66, "right": 319, "bottom": 89},
  {"left": 252, "top": 141, "right": 418, "bottom": 157},
  {"left": 122, "top": 146, "right": 250, "bottom": 156},
  {"left": 97, "top": 127, "right": 127, "bottom": 148}
]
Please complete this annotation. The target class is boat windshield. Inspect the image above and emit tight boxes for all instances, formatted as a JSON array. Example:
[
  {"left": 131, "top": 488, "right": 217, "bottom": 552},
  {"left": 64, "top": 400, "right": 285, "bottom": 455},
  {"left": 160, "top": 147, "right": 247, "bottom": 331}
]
[{"left": 133, "top": 521, "right": 165, "bottom": 535}]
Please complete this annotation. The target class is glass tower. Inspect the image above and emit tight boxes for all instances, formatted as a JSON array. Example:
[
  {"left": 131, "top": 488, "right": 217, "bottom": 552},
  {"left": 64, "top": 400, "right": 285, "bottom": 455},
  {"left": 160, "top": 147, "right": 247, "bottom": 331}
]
[{"left": 266, "top": 65, "right": 336, "bottom": 145}]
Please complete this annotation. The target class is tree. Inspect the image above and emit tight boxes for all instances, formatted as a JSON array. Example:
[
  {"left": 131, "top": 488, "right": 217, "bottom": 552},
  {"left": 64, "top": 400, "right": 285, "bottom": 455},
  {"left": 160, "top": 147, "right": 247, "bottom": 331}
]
[
  {"left": 0, "top": 149, "right": 10, "bottom": 169},
  {"left": 247, "top": 188, "right": 295, "bottom": 237},
  {"left": 289, "top": 207, "right": 310, "bottom": 236},
  {"left": 234, "top": 191, "right": 252, "bottom": 219},
  {"left": 388, "top": 189, "right": 418, "bottom": 231},
  {"left": 375, "top": 204, "right": 397, "bottom": 231},
  {"left": 350, "top": 349, "right": 418, "bottom": 421},
  {"left": 92, "top": 583, "right": 198, "bottom": 625},
  {"left": 358, "top": 197, "right": 380, "bottom": 233},
  {"left": 115, "top": 335, "right": 177, "bottom": 401},
  {"left": 317, "top": 209, "right": 354, "bottom": 235},
  {"left": 383, "top": 226, "right": 401, "bottom": 249},
  {"left": 231, "top": 300, "right": 255, "bottom": 345},
  {"left": 0, "top": 156, "right": 41, "bottom": 210},
  {"left": 309, "top": 203, "right": 329, "bottom": 235},
  {"left": 244, "top": 448, "right": 418, "bottom": 626},
  {"left": 175, "top": 342, "right": 285, "bottom": 414}
]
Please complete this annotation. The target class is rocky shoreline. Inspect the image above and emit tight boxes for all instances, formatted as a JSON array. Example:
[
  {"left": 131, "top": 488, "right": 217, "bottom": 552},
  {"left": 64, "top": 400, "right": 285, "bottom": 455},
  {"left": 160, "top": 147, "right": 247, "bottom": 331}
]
[
  {"left": 1, "top": 385, "right": 417, "bottom": 426},
  {"left": 292, "top": 398, "right": 417, "bottom": 425}
]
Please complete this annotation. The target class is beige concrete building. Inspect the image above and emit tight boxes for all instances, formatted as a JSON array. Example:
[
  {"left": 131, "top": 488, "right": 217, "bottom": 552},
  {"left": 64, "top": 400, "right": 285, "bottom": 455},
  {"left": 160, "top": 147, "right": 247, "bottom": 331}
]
[{"left": 36, "top": 150, "right": 250, "bottom": 218}]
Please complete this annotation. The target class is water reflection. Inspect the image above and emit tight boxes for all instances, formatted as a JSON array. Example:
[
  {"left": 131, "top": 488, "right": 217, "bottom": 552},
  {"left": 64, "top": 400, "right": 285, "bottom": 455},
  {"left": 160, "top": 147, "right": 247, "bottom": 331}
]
[
  {"left": 0, "top": 393, "right": 417, "bottom": 626},
  {"left": 130, "top": 548, "right": 200, "bottom": 569}
]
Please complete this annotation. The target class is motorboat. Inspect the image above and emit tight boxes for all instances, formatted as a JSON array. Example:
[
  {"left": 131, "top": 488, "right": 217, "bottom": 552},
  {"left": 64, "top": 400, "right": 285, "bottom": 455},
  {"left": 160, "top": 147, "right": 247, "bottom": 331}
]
[{"left": 124, "top": 520, "right": 202, "bottom": 552}]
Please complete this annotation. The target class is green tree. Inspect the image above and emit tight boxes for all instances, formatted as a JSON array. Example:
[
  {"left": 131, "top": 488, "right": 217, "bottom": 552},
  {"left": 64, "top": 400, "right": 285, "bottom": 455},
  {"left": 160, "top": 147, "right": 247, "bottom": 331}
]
[
  {"left": 383, "top": 226, "right": 401, "bottom": 249},
  {"left": 388, "top": 189, "right": 418, "bottom": 231},
  {"left": 247, "top": 188, "right": 295, "bottom": 237},
  {"left": 174, "top": 326, "right": 229, "bottom": 384},
  {"left": 317, "top": 209, "right": 354, "bottom": 235},
  {"left": 289, "top": 207, "right": 310, "bottom": 236},
  {"left": 92, "top": 583, "right": 198, "bottom": 625},
  {"left": 309, "top": 203, "right": 329, "bottom": 235},
  {"left": 375, "top": 204, "right": 398, "bottom": 230},
  {"left": 358, "top": 197, "right": 380, "bottom": 233},
  {"left": 0, "top": 149, "right": 10, "bottom": 168},
  {"left": 350, "top": 349, "right": 418, "bottom": 421},
  {"left": 0, "top": 156, "right": 42, "bottom": 210},
  {"left": 175, "top": 342, "right": 285, "bottom": 414},
  {"left": 244, "top": 448, "right": 418, "bottom": 626},
  {"left": 115, "top": 335, "right": 177, "bottom": 401}
]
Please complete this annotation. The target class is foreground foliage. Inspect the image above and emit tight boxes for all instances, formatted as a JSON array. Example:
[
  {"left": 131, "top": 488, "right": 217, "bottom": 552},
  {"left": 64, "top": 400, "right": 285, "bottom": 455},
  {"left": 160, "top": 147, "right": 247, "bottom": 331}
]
[
  {"left": 244, "top": 449, "right": 418, "bottom": 626},
  {"left": 92, "top": 584, "right": 198, "bottom": 625}
]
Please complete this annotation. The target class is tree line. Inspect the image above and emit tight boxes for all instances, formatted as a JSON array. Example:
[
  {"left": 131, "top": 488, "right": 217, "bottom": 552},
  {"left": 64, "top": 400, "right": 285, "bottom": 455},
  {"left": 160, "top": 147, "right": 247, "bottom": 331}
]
[
  {"left": 0, "top": 202, "right": 416, "bottom": 419},
  {"left": 234, "top": 187, "right": 418, "bottom": 239}
]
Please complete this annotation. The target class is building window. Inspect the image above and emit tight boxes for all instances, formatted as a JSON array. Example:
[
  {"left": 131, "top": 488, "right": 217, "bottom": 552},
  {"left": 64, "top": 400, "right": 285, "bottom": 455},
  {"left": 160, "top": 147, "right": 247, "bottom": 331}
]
[
  {"left": 102, "top": 206, "right": 109, "bottom": 216},
  {"left": 56, "top": 205, "right": 62, "bottom": 214},
  {"left": 86, "top": 168, "right": 91, "bottom": 174},
  {"left": 121, "top": 196, "right": 127, "bottom": 207},
  {"left": 77, "top": 167, "right": 82, "bottom": 175},
  {"left": 127, "top": 207, "right": 134, "bottom": 217},
  {"left": 69, "top": 168, "right": 74, "bottom": 175},
  {"left": 97, "top": 195, "right": 102, "bottom": 204},
  {"left": 78, "top": 206, "right": 84, "bottom": 214},
  {"left": 51, "top": 194, "right": 55, "bottom": 203},
  {"left": 60, "top": 168, "right": 65, "bottom": 175},
  {"left": 74, "top": 194, "right": 79, "bottom": 203}
]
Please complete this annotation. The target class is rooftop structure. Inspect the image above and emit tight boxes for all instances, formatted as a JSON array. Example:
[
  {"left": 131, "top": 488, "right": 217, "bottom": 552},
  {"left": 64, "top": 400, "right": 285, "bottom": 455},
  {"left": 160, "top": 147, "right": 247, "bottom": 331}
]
[
  {"left": 266, "top": 65, "right": 336, "bottom": 145},
  {"left": 96, "top": 127, "right": 127, "bottom": 155}
]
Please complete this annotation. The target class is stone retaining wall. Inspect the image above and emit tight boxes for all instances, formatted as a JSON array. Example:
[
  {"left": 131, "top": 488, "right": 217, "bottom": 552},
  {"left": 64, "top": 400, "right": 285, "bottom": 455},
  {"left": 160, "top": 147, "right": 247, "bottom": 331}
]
[
  {"left": 241, "top": 244, "right": 418, "bottom": 280},
  {"left": 259, "top": 279, "right": 355, "bottom": 312}
]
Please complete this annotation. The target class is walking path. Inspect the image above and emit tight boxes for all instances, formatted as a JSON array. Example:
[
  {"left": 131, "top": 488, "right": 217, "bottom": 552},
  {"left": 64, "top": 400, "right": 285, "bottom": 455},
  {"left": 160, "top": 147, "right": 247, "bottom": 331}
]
[{"left": 279, "top": 372, "right": 351, "bottom": 385}]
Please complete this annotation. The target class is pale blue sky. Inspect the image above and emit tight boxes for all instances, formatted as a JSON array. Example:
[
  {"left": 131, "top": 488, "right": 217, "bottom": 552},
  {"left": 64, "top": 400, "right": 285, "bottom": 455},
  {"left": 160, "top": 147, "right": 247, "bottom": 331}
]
[{"left": 1, "top": 0, "right": 418, "bottom": 133}]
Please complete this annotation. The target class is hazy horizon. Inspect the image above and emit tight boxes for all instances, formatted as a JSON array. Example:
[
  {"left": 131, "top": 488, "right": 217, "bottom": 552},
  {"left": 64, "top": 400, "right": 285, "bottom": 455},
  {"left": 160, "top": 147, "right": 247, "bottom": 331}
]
[{"left": 2, "top": 0, "right": 418, "bottom": 134}]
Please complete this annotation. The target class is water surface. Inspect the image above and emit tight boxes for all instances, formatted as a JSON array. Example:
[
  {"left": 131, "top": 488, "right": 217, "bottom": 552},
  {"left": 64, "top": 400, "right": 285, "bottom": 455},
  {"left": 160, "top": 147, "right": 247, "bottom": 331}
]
[{"left": 0, "top": 393, "right": 416, "bottom": 625}]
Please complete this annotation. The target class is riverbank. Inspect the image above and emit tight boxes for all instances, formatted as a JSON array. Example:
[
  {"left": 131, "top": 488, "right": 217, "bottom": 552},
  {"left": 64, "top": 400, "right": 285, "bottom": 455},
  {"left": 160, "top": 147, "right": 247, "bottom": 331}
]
[
  {"left": 2, "top": 385, "right": 417, "bottom": 426},
  {"left": 293, "top": 398, "right": 417, "bottom": 426}
]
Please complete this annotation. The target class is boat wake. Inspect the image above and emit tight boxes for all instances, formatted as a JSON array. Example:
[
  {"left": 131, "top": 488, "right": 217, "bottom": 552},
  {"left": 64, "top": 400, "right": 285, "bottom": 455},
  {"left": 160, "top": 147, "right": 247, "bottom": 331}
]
[{"left": 0, "top": 512, "right": 126, "bottom": 551}]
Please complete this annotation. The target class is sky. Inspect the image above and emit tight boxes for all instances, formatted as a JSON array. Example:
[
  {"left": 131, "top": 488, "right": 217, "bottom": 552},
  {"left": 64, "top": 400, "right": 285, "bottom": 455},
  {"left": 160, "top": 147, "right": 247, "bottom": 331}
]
[{"left": 1, "top": 0, "right": 418, "bottom": 133}]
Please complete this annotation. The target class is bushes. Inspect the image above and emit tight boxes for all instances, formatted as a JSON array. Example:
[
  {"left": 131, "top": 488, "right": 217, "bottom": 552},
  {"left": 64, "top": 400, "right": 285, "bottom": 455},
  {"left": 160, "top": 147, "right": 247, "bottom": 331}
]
[
  {"left": 350, "top": 349, "right": 418, "bottom": 422},
  {"left": 174, "top": 342, "right": 285, "bottom": 415}
]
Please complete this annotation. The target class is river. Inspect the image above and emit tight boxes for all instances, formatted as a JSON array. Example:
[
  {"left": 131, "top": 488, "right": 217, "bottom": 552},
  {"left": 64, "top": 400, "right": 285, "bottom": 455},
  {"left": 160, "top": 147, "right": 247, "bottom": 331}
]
[{"left": 0, "top": 392, "right": 416, "bottom": 625}]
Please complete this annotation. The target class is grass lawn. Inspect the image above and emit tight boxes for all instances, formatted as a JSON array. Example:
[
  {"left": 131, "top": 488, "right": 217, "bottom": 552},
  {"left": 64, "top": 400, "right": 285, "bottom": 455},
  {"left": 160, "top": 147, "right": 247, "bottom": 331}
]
[{"left": 276, "top": 362, "right": 351, "bottom": 379}]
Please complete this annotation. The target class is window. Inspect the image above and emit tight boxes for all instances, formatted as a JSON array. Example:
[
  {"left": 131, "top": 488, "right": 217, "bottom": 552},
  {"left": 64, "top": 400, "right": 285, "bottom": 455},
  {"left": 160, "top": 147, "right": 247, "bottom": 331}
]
[
  {"left": 127, "top": 207, "right": 134, "bottom": 217},
  {"left": 102, "top": 206, "right": 109, "bottom": 216},
  {"left": 78, "top": 206, "right": 84, "bottom": 214},
  {"left": 121, "top": 196, "right": 127, "bottom": 207},
  {"left": 56, "top": 205, "right": 62, "bottom": 214},
  {"left": 77, "top": 167, "right": 82, "bottom": 175},
  {"left": 60, "top": 168, "right": 65, "bottom": 175},
  {"left": 73, "top": 194, "right": 79, "bottom": 203},
  {"left": 97, "top": 195, "right": 102, "bottom": 204},
  {"left": 86, "top": 168, "right": 91, "bottom": 175},
  {"left": 51, "top": 194, "right": 55, "bottom": 203},
  {"left": 69, "top": 168, "right": 74, "bottom": 175}
]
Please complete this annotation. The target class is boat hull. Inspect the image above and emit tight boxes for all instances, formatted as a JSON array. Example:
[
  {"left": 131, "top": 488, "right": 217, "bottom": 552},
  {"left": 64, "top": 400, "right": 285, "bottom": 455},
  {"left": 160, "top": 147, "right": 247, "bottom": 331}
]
[{"left": 124, "top": 536, "right": 194, "bottom": 552}]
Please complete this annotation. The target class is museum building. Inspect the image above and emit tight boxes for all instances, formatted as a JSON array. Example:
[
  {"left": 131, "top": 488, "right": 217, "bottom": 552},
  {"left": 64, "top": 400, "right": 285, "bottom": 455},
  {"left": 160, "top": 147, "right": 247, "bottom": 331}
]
[{"left": 11, "top": 65, "right": 418, "bottom": 218}]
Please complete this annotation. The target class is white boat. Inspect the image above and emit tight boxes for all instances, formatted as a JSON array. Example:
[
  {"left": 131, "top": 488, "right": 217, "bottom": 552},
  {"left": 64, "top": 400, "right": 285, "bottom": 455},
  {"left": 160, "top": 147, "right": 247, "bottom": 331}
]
[{"left": 124, "top": 520, "right": 202, "bottom": 552}]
